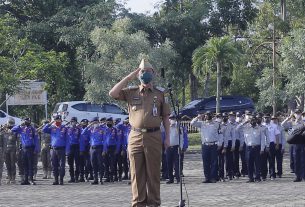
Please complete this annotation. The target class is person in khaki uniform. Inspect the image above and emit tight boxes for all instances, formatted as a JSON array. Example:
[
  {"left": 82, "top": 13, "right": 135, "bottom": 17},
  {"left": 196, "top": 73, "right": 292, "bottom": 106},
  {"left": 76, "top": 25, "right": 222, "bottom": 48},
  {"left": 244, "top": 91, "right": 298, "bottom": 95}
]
[
  {"left": 3, "top": 118, "right": 18, "bottom": 184},
  {"left": 109, "top": 59, "right": 170, "bottom": 207}
]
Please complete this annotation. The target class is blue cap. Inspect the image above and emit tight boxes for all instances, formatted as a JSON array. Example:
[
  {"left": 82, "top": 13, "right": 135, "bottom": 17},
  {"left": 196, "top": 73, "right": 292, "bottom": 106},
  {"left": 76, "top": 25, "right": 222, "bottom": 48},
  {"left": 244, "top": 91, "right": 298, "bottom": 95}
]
[
  {"left": 106, "top": 117, "right": 113, "bottom": 122},
  {"left": 71, "top": 117, "right": 77, "bottom": 122},
  {"left": 91, "top": 117, "right": 99, "bottom": 122},
  {"left": 53, "top": 115, "right": 62, "bottom": 120}
]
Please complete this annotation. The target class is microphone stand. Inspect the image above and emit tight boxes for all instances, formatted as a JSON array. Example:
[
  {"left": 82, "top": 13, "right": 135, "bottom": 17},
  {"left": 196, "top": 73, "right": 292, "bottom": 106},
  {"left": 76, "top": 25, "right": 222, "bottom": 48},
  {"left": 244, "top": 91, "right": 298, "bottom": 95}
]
[{"left": 168, "top": 84, "right": 185, "bottom": 207}]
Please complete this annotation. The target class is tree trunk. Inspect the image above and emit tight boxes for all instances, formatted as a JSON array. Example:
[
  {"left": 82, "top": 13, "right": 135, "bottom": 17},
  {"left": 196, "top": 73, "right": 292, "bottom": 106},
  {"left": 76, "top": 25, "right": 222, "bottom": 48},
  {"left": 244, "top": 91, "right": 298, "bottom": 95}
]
[
  {"left": 203, "top": 72, "right": 210, "bottom": 98},
  {"left": 216, "top": 60, "right": 221, "bottom": 113},
  {"left": 189, "top": 72, "right": 198, "bottom": 101}
]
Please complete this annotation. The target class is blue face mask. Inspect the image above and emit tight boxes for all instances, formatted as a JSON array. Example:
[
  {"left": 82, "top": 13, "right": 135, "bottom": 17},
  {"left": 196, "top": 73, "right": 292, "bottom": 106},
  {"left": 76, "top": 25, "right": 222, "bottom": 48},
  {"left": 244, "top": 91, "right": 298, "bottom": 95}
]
[{"left": 139, "top": 71, "right": 153, "bottom": 84}]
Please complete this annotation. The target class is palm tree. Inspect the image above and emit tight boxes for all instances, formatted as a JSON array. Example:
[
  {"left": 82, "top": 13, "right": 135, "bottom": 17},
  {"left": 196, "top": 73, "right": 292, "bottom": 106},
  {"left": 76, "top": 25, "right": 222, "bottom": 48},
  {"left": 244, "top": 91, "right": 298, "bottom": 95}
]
[{"left": 192, "top": 36, "right": 240, "bottom": 113}]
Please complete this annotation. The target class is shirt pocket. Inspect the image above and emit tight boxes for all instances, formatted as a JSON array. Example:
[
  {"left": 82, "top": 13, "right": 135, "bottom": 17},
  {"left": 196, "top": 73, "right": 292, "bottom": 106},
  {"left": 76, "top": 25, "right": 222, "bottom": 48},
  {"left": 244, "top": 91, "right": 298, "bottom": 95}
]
[{"left": 130, "top": 99, "right": 143, "bottom": 112}]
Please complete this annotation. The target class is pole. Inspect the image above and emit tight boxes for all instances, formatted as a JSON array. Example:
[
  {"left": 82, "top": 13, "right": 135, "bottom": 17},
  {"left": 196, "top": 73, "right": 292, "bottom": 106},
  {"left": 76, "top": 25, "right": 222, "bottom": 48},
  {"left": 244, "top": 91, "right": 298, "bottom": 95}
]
[
  {"left": 272, "top": 23, "right": 276, "bottom": 116},
  {"left": 167, "top": 84, "right": 185, "bottom": 207}
]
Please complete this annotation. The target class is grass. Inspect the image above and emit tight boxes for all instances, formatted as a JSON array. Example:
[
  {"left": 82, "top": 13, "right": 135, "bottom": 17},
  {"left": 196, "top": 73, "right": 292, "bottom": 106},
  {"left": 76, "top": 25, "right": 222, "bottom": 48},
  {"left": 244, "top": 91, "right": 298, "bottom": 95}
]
[{"left": 188, "top": 132, "right": 201, "bottom": 151}]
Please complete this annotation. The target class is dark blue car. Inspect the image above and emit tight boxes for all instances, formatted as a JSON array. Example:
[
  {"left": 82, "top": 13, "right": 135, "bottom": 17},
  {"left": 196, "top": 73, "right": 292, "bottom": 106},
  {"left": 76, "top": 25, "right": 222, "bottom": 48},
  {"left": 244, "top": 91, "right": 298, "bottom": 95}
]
[{"left": 175, "top": 96, "right": 255, "bottom": 119}]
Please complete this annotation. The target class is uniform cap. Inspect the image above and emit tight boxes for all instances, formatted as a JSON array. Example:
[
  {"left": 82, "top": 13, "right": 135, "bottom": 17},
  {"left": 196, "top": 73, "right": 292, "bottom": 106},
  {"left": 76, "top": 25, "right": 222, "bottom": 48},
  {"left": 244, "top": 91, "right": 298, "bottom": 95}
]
[
  {"left": 7, "top": 117, "right": 15, "bottom": 125},
  {"left": 106, "top": 117, "right": 113, "bottom": 122},
  {"left": 215, "top": 113, "right": 222, "bottom": 118},
  {"left": 71, "top": 117, "right": 77, "bottom": 122},
  {"left": 245, "top": 110, "right": 252, "bottom": 115},
  {"left": 115, "top": 118, "right": 121, "bottom": 122},
  {"left": 24, "top": 117, "right": 31, "bottom": 122},
  {"left": 100, "top": 117, "right": 106, "bottom": 122},
  {"left": 228, "top": 111, "right": 235, "bottom": 116},
  {"left": 295, "top": 109, "right": 302, "bottom": 114},
  {"left": 139, "top": 59, "right": 154, "bottom": 70},
  {"left": 91, "top": 117, "right": 99, "bottom": 122},
  {"left": 54, "top": 115, "right": 62, "bottom": 120},
  {"left": 80, "top": 119, "right": 89, "bottom": 124}
]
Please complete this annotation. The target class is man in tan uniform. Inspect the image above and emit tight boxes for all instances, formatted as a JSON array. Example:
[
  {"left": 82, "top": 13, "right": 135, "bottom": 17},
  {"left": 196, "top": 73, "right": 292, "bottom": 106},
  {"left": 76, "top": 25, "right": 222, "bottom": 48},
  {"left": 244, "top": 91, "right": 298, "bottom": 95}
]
[{"left": 109, "top": 59, "right": 170, "bottom": 207}]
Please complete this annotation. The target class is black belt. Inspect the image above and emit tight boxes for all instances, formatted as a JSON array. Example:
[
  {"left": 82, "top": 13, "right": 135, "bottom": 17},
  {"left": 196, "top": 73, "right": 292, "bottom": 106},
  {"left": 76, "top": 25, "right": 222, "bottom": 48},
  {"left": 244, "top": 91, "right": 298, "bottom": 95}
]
[
  {"left": 91, "top": 145, "right": 102, "bottom": 149},
  {"left": 132, "top": 127, "right": 160, "bottom": 133},
  {"left": 51, "top": 146, "right": 65, "bottom": 150}
]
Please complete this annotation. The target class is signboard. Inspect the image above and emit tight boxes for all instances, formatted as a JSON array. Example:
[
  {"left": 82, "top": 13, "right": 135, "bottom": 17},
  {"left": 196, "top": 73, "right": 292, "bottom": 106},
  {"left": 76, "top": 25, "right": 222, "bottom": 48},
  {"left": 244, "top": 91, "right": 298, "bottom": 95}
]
[{"left": 6, "top": 81, "right": 47, "bottom": 106}]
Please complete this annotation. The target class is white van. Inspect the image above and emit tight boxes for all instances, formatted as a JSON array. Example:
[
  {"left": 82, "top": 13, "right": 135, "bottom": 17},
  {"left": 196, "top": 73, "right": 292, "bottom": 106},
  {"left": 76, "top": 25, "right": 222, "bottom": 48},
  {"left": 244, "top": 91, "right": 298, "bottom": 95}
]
[
  {"left": 52, "top": 101, "right": 128, "bottom": 123},
  {"left": 0, "top": 110, "right": 22, "bottom": 126}
]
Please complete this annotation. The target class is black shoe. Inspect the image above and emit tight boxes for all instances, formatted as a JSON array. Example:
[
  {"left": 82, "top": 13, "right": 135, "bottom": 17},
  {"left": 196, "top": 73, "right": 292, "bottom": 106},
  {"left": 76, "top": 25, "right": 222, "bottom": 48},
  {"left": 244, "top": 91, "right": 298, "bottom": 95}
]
[
  {"left": 202, "top": 180, "right": 211, "bottom": 183},
  {"left": 105, "top": 178, "right": 110, "bottom": 182},
  {"left": 278, "top": 175, "right": 282, "bottom": 178},
  {"left": 166, "top": 180, "right": 174, "bottom": 184},
  {"left": 91, "top": 180, "right": 98, "bottom": 185},
  {"left": 88, "top": 175, "right": 94, "bottom": 180},
  {"left": 79, "top": 177, "right": 85, "bottom": 182},
  {"left": 114, "top": 177, "right": 118, "bottom": 182},
  {"left": 210, "top": 179, "right": 217, "bottom": 183},
  {"left": 246, "top": 179, "right": 254, "bottom": 183},
  {"left": 100, "top": 181, "right": 104, "bottom": 185},
  {"left": 255, "top": 179, "right": 261, "bottom": 182},
  {"left": 21, "top": 181, "right": 30, "bottom": 185},
  {"left": 293, "top": 178, "right": 302, "bottom": 182},
  {"left": 53, "top": 181, "right": 59, "bottom": 185},
  {"left": 68, "top": 178, "right": 75, "bottom": 183},
  {"left": 59, "top": 178, "right": 64, "bottom": 185}
]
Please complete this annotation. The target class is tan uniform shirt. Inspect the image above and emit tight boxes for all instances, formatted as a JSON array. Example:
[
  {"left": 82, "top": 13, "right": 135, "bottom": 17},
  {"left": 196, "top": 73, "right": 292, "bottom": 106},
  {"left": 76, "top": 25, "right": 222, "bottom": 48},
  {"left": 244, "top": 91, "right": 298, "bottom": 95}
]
[{"left": 117, "top": 85, "right": 171, "bottom": 128}]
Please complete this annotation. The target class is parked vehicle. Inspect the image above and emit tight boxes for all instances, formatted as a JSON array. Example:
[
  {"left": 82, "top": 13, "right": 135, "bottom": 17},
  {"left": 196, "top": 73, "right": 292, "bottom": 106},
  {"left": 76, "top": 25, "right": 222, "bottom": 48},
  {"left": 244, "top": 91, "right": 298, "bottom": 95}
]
[
  {"left": 0, "top": 110, "right": 22, "bottom": 126},
  {"left": 52, "top": 101, "right": 128, "bottom": 123},
  {"left": 176, "top": 96, "right": 255, "bottom": 119}
]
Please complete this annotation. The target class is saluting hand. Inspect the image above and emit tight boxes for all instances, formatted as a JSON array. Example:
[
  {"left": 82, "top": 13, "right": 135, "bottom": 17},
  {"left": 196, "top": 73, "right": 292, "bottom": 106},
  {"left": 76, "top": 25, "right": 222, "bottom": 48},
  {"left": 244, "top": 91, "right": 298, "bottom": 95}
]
[{"left": 127, "top": 68, "right": 141, "bottom": 81}]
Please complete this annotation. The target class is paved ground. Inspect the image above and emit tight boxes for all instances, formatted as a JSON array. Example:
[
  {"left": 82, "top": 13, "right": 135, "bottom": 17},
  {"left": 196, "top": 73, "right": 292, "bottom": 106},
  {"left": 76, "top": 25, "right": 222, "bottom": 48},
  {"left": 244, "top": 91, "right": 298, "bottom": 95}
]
[{"left": 0, "top": 152, "right": 305, "bottom": 207}]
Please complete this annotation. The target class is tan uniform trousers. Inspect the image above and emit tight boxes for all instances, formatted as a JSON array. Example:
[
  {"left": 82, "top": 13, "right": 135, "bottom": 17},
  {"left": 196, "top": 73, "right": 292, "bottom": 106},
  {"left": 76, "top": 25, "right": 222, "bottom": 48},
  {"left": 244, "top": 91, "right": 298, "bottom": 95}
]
[{"left": 128, "top": 130, "right": 162, "bottom": 207}]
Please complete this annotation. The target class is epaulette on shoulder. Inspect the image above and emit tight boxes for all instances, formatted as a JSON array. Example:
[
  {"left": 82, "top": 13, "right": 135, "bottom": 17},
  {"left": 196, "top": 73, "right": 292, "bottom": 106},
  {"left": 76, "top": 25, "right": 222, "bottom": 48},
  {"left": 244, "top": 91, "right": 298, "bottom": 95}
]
[
  {"left": 124, "top": 86, "right": 139, "bottom": 90},
  {"left": 154, "top": 86, "right": 166, "bottom": 92}
]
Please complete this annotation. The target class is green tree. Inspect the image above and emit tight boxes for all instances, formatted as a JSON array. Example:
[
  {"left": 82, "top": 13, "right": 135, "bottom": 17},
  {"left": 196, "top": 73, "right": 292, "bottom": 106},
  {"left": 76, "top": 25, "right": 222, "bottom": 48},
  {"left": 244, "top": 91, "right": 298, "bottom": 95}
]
[
  {"left": 85, "top": 18, "right": 177, "bottom": 103},
  {"left": 192, "top": 36, "right": 240, "bottom": 113}
]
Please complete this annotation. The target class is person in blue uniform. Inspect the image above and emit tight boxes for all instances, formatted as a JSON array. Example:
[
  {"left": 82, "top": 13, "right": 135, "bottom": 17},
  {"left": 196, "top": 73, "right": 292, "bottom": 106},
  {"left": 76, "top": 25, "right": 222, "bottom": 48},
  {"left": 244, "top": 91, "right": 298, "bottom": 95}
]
[
  {"left": 12, "top": 118, "right": 39, "bottom": 185},
  {"left": 67, "top": 117, "right": 81, "bottom": 183},
  {"left": 42, "top": 115, "right": 70, "bottom": 185},
  {"left": 180, "top": 124, "right": 189, "bottom": 177},
  {"left": 122, "top": 118, "right": 131, "bottom": 180},
  {"left": 81, "top": 117, "right": 105, "bottom": 185},
  {"left": 103, "top": 117, "right": 120, "bottom": 182},
  {"left": 79, "top": 119, "right": 93, "bottom": 182},
  {"left": 116, "top": 118, "right": 131, "bottom": 180}
]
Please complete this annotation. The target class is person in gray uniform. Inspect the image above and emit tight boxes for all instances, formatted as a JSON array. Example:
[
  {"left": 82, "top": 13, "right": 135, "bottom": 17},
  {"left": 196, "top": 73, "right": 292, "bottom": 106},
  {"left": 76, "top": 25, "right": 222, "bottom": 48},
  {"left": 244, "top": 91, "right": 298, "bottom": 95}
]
[
  {"left": 39, "top": 120, "right": 52, "bottom": 179},
  {"left": 3, "top": 118, "right": 18, "bottom": 184}
]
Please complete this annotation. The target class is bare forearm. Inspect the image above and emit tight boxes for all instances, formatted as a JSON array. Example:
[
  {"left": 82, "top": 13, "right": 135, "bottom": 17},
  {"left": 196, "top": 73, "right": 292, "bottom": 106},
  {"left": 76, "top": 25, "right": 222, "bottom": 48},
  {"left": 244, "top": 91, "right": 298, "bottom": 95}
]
[{"left": 109, "top": 76, "right": 131, "bottom": 99}]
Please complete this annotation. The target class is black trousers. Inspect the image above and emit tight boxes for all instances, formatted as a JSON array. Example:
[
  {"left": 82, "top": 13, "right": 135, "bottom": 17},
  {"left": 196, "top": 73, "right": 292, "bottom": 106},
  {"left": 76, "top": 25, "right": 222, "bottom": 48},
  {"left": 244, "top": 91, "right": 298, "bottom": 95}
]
[
  {"left": 22, "top": 146, "right": 35, "bottom": 180},
  {"left": 90, "top": 145, "right": 104, "bottom": 181},
  {"left": 67, "top": 144, "right": 80, "bottom": 179}
]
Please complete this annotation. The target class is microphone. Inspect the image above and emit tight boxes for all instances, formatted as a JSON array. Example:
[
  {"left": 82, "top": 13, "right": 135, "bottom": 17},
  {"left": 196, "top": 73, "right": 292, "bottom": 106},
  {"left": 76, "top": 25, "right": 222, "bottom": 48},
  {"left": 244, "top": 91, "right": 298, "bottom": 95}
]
[{"left": 161, "top": 68, "right": 165, "bottom": 79}]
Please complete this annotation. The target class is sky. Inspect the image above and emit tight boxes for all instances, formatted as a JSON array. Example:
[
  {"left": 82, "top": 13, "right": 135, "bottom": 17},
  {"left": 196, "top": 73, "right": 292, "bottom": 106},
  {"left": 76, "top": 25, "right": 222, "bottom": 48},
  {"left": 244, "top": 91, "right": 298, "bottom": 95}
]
[{"left": 124, "top": 0, "right": 165, "bottom": 14}]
